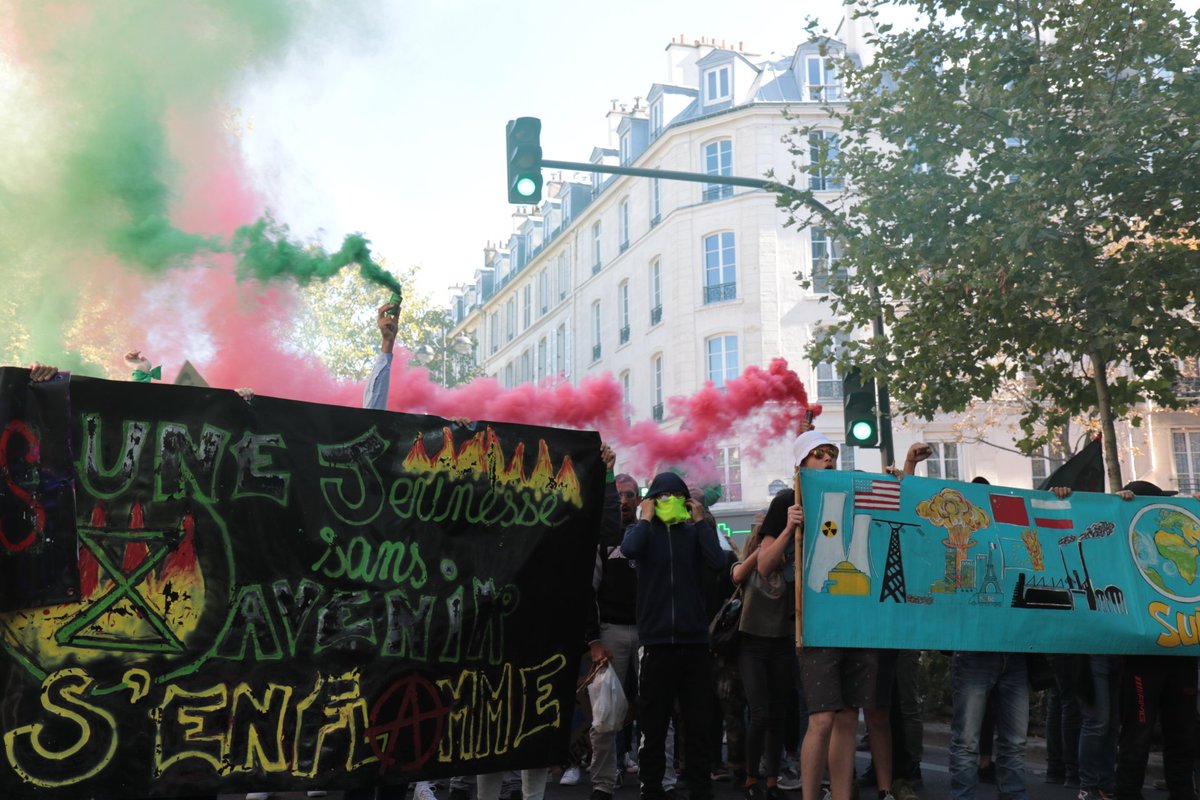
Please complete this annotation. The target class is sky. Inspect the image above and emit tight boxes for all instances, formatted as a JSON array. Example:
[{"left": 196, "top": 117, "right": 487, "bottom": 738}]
[{"left": 233, "top": 0, "right": 890, "bottom": 304}]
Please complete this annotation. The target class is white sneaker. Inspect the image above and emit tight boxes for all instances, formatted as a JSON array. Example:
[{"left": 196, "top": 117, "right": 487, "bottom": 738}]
[
  {"left": 560, "top": 765, "right": 582, "bottom": 785},
  {"left": 245, "top": 794, "right": 272, "bottom": 800},
  {"left": 414, "top": 780, "right": 438, "bottom": 800}
]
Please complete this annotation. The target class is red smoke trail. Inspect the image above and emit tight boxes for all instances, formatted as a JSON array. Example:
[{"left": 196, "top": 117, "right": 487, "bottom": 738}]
[{"left": 369, "top": 355, "right": 819, "bottom": 485}]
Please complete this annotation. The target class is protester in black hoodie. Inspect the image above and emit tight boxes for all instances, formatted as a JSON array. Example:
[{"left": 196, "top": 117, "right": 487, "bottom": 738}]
[{"left": 621, "top": 471, "right": 725, "bottom": 800}]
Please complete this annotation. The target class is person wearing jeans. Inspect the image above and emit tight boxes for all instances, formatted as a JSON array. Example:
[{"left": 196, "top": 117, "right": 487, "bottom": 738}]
[
  {"left": 1077, "top": 655, "right": 1119, "bottom": 799},
  {"left": 948, "top": 652, "right": 1030, "bottom": 800},
  {"left": 478, "top": 769, "right": 549, "bottom": 800},
  {"left": 1045, "top": 656, "right": 1083, "bottom": 786}
]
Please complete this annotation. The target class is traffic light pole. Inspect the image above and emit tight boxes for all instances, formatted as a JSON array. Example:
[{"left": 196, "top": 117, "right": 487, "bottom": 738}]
[{"left": 866, "top": 285, "right": 895, "bottom": 470}]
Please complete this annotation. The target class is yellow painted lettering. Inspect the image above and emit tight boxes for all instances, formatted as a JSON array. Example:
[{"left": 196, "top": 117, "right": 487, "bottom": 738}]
[{"left": 3, "top": 668, "right": 118, "bottom": 788}]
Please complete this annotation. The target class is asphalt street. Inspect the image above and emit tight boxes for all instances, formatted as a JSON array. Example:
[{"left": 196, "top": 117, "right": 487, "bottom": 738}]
[{"left": 215, "top": 722, "right": 1168, "bottom": 800}]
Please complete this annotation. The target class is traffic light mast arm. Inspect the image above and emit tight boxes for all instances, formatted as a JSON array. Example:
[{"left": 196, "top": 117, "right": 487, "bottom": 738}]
[
  {"left": 539, "top": 158, "right": 844, "bottom": 230},
  {"left": 540, "top": 158, "right": 773, "bottom": 189}
]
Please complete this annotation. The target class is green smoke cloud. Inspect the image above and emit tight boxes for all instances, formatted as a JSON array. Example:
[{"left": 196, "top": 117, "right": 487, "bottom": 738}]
[
  {"left": 232, "top": 217, "right": 401, "bottom": 296},
  {"left": 0, "top": 1, "right": 395, "bottom": 367}
]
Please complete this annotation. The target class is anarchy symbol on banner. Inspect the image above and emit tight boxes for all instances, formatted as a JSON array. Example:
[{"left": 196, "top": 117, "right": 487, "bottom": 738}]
[{"left": 366, "top": 673, "right": 449, "bottom": 774}]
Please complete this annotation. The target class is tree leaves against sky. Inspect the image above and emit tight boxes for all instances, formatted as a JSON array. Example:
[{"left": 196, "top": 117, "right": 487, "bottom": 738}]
[{"left": 778, "top": 0, "right": 1200, "bottom": 485}]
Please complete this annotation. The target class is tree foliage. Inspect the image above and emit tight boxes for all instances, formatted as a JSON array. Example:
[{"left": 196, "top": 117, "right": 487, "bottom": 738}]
[
  {"left": 286, "top": 263, "right": 478, "bottom": 386},
  {"left": 778, "top": 0, "right": 1200, "bottom": 488}
]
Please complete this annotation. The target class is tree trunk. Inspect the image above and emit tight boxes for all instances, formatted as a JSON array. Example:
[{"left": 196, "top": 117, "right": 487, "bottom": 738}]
[{"left": 1090, "top": 352, "right": 1123, "bottom": 492}]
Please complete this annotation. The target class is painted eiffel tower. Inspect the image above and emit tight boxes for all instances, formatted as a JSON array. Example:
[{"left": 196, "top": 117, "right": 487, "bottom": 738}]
[{"left": 973, "top": 544, "right": 1004, "bottom": 606}]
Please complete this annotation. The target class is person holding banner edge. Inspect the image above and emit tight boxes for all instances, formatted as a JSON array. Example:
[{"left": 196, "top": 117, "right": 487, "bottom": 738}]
[
  {"left": 1113, "top": 480, "right": 1200, "bottom": 800},
  {"left": 762, "top": 430, "right": 895, "bottom": 800}
]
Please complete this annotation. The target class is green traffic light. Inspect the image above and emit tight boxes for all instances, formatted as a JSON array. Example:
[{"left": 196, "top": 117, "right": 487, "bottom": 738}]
[
  {"left": 849, "top": 419, "right": 876, "bottom": 443},
  {"left": 515, "top": 176, "right": 538, "bottom": 197}
]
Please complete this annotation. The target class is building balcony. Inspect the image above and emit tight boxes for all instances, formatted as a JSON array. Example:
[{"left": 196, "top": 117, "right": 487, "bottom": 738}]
[
  {"left": 619, "top": 325, "right": 630, "bottom": 344},
  {"left": 702, "top": 184, "right": 733, "bottom": 202},
  {"left": 1176, "top": 376, "right": 1200, "bottom": 400},
  {"left": 703, "top": 282, "right": 737, "bottom": 304},
  {"left": 805, "top": 84, "right": 846, "bottom": 102},
  {"left": 650, "top": 305, "right": 662, "bottom": 325},
  {"left": 651, "top": 403, "right": 664, "bottom": 422}
]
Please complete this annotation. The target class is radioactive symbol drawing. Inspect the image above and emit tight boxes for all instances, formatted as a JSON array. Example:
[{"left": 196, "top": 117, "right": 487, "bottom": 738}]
[{"left": 822, "top": 520, "right": 839, "bottom": 537}]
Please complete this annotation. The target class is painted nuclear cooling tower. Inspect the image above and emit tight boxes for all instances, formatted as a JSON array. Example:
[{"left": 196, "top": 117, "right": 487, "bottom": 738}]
[{"left": 809, "top": 492, "right": 848, "bottom": 591}]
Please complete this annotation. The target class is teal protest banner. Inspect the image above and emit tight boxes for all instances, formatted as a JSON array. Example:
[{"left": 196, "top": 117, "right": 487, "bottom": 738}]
[{"left": 799, "top": 470, "right": 1200, "bottom": 654}]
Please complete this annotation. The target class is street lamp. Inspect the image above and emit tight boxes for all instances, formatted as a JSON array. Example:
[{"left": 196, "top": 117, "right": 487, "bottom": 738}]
[{"left": 412, "top": 330, "right": 474, "bottom": 385}]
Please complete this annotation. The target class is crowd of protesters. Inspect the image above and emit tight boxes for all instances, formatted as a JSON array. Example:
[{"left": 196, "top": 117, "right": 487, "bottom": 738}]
[
  {"left": 21, "top": 300, "right": 1200, "bottom": 800},
  {"left": 565, "top": 431, "right": 1200, "bottom": 800}
]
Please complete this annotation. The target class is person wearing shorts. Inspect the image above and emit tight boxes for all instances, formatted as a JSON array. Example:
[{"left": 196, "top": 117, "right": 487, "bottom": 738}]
[{"left": 774, "top": 431, "right": 894, "bottom": 800}]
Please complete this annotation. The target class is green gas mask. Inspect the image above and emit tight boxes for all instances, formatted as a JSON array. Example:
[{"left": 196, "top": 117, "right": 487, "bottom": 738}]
[{"left": 654, "top": 496, "right": 689, "bottom": 525}]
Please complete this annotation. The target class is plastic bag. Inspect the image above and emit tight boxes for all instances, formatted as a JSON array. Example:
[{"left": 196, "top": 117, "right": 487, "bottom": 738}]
[{"left": 587, "top": 663, "right": 628, "bottom": 734}]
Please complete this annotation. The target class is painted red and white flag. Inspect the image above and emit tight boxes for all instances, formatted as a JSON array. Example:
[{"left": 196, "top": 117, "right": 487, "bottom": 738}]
[{"left": 1032, "top": 497, "right": 1074, "bottom": 530}]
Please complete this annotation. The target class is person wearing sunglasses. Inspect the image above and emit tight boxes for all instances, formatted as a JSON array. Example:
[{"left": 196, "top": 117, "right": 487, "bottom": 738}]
[
  {"left": 757, "top": 430, "right": 896, "bottom": 800},
  {"left": 621, "top": 471, "right": 726, "bottom": 800}
]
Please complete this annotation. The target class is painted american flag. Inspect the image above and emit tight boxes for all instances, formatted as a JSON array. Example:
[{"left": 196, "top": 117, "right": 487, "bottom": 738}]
[{"left": 854, "top": 478, "right": 901, "bottom": 511}]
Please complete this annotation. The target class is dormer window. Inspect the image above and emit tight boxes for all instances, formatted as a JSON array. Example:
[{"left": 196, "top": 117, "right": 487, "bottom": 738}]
[
  {"left": 704, "top": 65, "right": 731, "bottom": 104},
  {"left": 805, "top": 55, "right": 844, "bottom": 101},
  {"left": 620, "top": 132, "right": 631, "bottom": 165},
  {"left": 650, "top": 99, "right": 663, "bottom": 137}
]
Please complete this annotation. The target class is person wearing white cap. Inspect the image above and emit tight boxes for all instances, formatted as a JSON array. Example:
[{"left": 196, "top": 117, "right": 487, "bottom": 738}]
[{"left": 755, "top": 430, "right": 895, "bottom": 800}]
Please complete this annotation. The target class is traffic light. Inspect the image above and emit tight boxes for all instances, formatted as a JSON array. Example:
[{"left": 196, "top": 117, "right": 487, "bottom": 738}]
[
  {"left": 843, "top": 368, "right": 880, "bottom": 448},
  {"left": 506, "top": 117, "right": 543, "bottom": 204}
]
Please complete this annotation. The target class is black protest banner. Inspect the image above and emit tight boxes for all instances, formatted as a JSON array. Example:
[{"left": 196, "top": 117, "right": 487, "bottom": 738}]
[
  {"left": 0, "top": 369, "right": 78, "bottom": 610},
  {"left": 0, "top": 371, "right": 604, "bottom": 798}
]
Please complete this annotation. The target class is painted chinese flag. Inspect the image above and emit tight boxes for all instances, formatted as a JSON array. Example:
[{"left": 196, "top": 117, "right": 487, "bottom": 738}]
[{"left": 989, "top": 494, "right": 1030, "bottom": 526}]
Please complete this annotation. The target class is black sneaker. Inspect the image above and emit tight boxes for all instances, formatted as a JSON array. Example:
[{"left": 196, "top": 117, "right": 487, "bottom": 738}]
[
  {"left": 765, "top": 785, "right": 787, "bottom": 800},
  {"left": 743, "top": 784, "right": 764, "bottom": 800}
]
